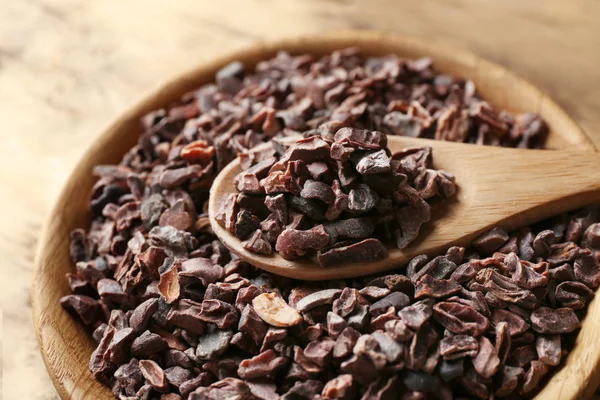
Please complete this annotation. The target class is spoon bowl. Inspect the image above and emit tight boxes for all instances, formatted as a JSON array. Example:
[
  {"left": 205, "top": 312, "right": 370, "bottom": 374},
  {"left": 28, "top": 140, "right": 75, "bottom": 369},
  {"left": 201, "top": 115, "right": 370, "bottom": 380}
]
[
  {"left": 209, "top": 135, "right": 600, "bottom": 280},
  {"left": 31, "top": 31, "right": 599, "bottom": 400}
]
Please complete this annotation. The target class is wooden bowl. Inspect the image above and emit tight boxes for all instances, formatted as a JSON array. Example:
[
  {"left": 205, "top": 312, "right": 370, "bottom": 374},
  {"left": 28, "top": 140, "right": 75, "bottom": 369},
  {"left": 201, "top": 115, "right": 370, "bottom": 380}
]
[{"left": 32, "top": 30, "right": 598, "bottom": 400}]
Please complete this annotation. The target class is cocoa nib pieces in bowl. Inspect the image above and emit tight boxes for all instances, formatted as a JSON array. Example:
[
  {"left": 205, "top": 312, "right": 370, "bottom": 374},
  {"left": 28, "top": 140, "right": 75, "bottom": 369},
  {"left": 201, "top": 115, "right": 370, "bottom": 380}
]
[
  {"left": 58, "top": 47, "right": 583, "bottom": 400},
  {"left": 218, "top": 128, "right": 457, "bottom": 267},
  {"left": 63, "top": 202, "right": 600, "bottom": 400}
]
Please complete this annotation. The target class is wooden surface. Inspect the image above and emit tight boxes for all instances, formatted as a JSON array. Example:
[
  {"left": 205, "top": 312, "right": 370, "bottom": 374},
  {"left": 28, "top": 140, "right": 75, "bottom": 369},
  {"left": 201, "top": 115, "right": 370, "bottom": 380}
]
[
  {"left": 210, "top": 135, "right": 600, "bottom": 281},
  {"left": 28, "top": 30, "right": 600, "bottom": 400},
  {"left": 3, "top": 0, "right": 600, "bottom": 399}
]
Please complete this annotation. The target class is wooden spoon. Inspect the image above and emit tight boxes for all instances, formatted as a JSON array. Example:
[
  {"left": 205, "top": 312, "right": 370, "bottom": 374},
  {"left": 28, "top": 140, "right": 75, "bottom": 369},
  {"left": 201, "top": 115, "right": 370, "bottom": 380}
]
[{"left": 209, "top": 135, "right": 600, "bottom": 280}]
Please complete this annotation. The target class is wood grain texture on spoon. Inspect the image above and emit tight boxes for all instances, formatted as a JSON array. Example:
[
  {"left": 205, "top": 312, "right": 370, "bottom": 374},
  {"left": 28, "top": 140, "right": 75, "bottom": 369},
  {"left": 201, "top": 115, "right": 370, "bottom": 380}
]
[{"left": 209, "top": 136, "right": 600, "bottom": 280}]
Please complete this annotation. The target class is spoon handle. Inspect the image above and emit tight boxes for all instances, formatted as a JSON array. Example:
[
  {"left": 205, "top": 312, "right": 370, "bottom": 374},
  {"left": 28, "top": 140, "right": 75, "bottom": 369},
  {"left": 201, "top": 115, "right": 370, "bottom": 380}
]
[{"left": 448, "top": 146, "right": 600, "bottom": 235}]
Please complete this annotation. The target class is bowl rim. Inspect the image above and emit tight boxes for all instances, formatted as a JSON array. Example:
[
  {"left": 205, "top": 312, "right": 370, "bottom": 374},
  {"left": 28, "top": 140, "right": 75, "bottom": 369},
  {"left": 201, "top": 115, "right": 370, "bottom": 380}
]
[{"left": 31, "top": 29, "right": 598, "bottom": 400}]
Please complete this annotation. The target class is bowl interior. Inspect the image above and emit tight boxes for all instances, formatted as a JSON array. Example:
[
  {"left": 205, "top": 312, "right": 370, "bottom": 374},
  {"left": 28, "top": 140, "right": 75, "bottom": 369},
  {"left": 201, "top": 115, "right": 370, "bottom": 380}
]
[{"left": 32, "top": 30, "right": 597, "bottom": 400}]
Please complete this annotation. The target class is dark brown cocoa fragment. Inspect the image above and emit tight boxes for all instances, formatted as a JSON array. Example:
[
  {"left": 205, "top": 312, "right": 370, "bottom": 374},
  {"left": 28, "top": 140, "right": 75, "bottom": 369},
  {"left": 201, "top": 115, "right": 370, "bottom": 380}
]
[
  {"left": 179, "top": 258, "right": 224, "bottom": 287},
  {"left": 398, "top": 299, "right": 434, "bottom": 330},
  {"left": 164, "top": 349, "right": 193, "bottom": 369},
  {"left": 318, "top": 238, "right": 387, "bottom": 267},
  {"left": 322, "top": 374, "right": 355, "bottom": 400},
  {"left": 370, "top": 310, "right": 396, "bottom": 333},
  {"left": 288, "top": 195, "right": 326, "bottom": 221},
  {"left": 385, "top": 319, "right": 414, "bottom": 342},
  {"left": 491, "top": 308, "right": 530, "bottom": 336},
  {"left": 70, "top": 229, "right": 91, "bottom": 263},
  {"left": 439, "top": 334, "right": 478, "bottom": 360},
  {"left": 393, "top": 203, "right": 431, "bottom": 249},
  {"left": 438, "top": 358, "right": 464, "bottom": 382},
  {"left": 89, "top": 327, "right": 115, "bottom": 380},
  {"left": 238, "top": 349, "right": 288, "bottom": 380},
  {"left": 574, "top": 255, "right": 600, "bottom": 289},
  {"left": 555, "top": 280, "right": 594, "bottom": 309},
  {"left": 359, "top": 286, "right": 391, "bottom": 300},
  {"left": 281, "top": 380, "right": 324, "bottom": 400},
  {"left": 369, "top": 292, "right": 410, "bottom": 317},
  {"left": 246, "top": 381, "right": 278, "bottom": 400},
  {"left": 131, "top": 330, "right": 168, "bottom": 358},
  {"left": 324, "top": 217, "right": 374, "bottom": 244},
  {"left": 159, "top": 165, "right": 201, "bottom": 188},
  {"left": 494, "top": 365, "right": 524, "bottom": 397},
  {"left": 332, "top": 287, "right": 359, "bottom": 318},
  {"left": 513, "top": 258, "right": 549, "bottom": 289},
  {"left": 433, "top": 302, "right": 489, "bottom": 336},
  {"left": 304, "top": 336, "right": 336, "bottom": 367},
  {"left": 148, "top": 226, "right": 191, "bottom": 257},
  {"left": 458, "top": 368, "right": 489, "bottom": 399},
  {"left": 259, "top": 214, "right": 282, "bottom": 243},
  {"left": 215, "top": 193, "right": 239, "bottom": 233},
  {"left": 179, "top": 373, "right": 214, "bottom": 398},
  {"left": 108, "top": 328, "right": 136, "bottom": 364},
  {"left": 402, "top": 371, "right": 444, "bottom": 397},
  {"left": 197, "top": 299, "right": 238, "bottom": 329},
  {"left": 167, "top": 299, "right": 206, "bottom": 334},
  {"left": 333, "top": 327, "right": 361, "bottom": 360},
  {"left": 339, "top": 354, "right": 379, "bottom": 385},
  {"left": 507, "top": 344, "right": 537, "bottom": 368},
  {"left": 415, "top": 274, "right": 461, "bottom": 299},
  {"left": 196, "top": 328, "right": 233, "bottom": 360},
  {"left": 97, "top": 279, "right": 130, "bottom": 306},
  {"left": 164, "top": 366, "right": 193, "bottom": 389},
  {"left": 406, "top": 322, "right": 438, "bottom": 370},
  {"left": 347, "top": 303, "right": 370, "bottom": 331},
  {"left": 189, "top": 378, "right": 253, "bottom": 400},
  {"left": 371, "top": 331, "right": 403, "bottom": 363},
  {"left": 473, "top": 227, "right": 509, "bottom": 255},
  {"left": 471, "top": 336, "right": 500, "bottom": 379},
  {"left": 285, "top": 136, "right": 331, "bottom": 163},
  {"left": 348, "top": 183, "right": 379, "bottom": 213},
  {"left": 530, "top": 306, "right": 581, "bottom": 334},
  {"left": 536, "top": 334, "right": 561, "bottom": 366},
  {"left": 296, "top": 289, "right": 342, "bottom": 312},
  {"left": 234, "top": 210, "right": 261, "bottom": 240},
  {"left": 60, "top": 294, "right": 100, "bottom": 325},
  {"left": 325, "top": 179, "right": 349, "bottom": 221},
  {"left": 264, "top": 194, "right": 288, "bottom": 224},
  {"left": 242, "top": 229, "right": 273, "bottom": 255},
  {"left": 139, "top": 359, "right": 169, "bottom": 392},
  {"left": 326, "top": 311, "right": 348, "bottom": 340},
  {"left": 236, "top": 172, "right": 263, "bottom": 194},
  {"left": 238, "top": 304, "right": 268, "bottom": 345},
  {"left": 362, "top": 376, "right": 401, "bottom": 400},
  {"left": 334, "top": 127, "right": 387, "bottom": 150},
  {"left": 275, "top": 225, "right": 330, "bottom": 259},
  {"left": 521, "top": 360, "right": 549, "bottom": 395},
  {"left": 300, "top": 179, "right": 335, "bottom": 204},
  {"left": 355, "top": 150, "right": 392, "bottom": 175}
]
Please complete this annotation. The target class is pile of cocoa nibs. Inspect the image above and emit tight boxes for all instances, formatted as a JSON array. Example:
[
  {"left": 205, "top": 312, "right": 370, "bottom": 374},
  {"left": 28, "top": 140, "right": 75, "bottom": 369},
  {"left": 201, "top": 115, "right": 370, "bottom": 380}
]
[
  {"left": 217, "top": 127, "right": 456, "bottom": 266},
  {"left": 58, "top": 48, "right": 594, "bottom": 400}
]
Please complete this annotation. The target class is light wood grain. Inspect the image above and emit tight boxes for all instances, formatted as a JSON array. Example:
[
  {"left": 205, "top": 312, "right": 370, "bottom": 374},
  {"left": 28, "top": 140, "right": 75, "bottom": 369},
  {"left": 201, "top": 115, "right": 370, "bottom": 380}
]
[
  {"left": 209, "top": 136, "right": 600, "bottom": 280},
  {"left": 3, "top": 1, "right": 600, "bottom": 399},
  {"left": 31, "top": 31, "right": 599, "bottom": 400}
]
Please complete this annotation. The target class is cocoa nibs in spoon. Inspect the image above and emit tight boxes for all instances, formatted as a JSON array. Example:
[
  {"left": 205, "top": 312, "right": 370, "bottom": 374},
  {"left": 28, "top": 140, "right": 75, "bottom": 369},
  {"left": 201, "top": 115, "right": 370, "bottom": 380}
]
[{"left": 216, "top": 127, "right": 457, "bottom": 266}]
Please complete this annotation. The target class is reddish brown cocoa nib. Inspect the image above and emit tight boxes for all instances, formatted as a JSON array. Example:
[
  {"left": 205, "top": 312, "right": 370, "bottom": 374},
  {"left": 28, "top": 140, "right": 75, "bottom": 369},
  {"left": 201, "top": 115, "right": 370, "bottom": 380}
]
[
  {"left": 61, "top": 49, "right": 592, "bottom": 400},
  {"left": 220, "top": 128, "right": 456, "bottom": 266}
]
